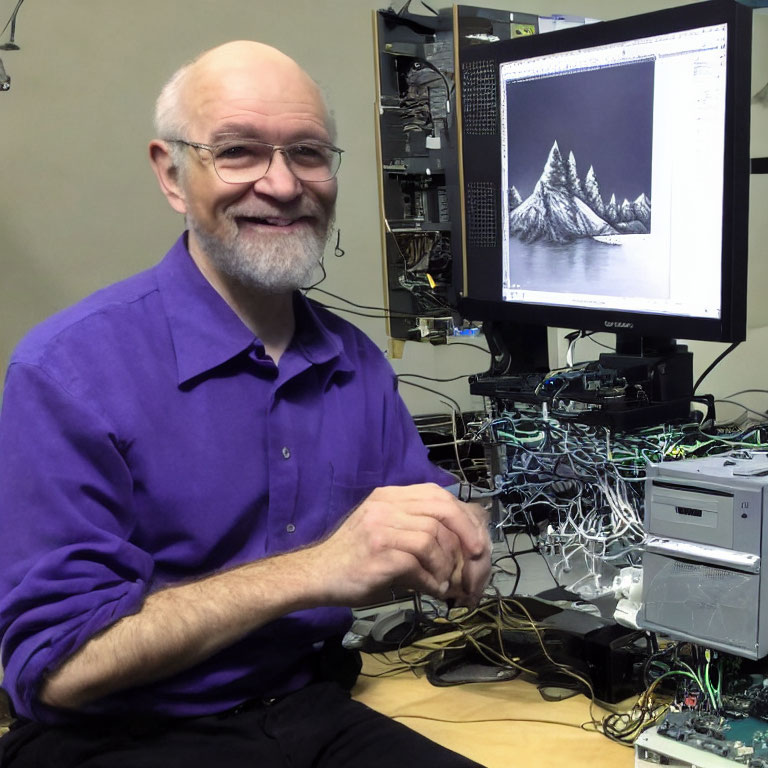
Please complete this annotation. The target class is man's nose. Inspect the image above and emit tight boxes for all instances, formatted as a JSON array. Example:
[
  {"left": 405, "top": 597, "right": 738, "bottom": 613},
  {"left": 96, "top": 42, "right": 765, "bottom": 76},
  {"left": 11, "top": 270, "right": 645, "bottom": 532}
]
[{"left": 253, "top": 150, "right": 303, "bottom": 201}]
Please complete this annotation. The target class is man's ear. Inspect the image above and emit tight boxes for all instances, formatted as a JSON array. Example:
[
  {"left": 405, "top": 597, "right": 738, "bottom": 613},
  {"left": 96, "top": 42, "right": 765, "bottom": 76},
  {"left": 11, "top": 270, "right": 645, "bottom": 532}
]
[{"left": 149, "top": 140, "right": 188, "bottom": 215}]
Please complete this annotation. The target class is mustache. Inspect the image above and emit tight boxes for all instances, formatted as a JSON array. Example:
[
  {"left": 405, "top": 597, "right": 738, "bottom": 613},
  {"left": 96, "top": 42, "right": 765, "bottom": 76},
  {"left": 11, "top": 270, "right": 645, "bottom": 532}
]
[{"left": 224, "top": 202, "right": 324, "bottom": 221}]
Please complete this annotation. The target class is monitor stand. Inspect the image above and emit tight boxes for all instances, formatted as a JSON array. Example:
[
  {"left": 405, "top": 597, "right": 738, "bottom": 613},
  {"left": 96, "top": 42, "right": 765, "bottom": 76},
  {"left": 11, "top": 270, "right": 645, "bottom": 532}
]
[
  {"left": 468, "top": 321, "right": 550, "bottom": 401},
  {"left": 483, "top": 321, "right": 550, "bottom": 377}
]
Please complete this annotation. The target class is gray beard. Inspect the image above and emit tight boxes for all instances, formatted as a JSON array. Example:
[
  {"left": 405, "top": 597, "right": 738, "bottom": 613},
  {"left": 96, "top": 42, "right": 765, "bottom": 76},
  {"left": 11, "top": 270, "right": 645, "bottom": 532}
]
[{"left": 189, "top": 215, "right": 331, "bottom": 294}]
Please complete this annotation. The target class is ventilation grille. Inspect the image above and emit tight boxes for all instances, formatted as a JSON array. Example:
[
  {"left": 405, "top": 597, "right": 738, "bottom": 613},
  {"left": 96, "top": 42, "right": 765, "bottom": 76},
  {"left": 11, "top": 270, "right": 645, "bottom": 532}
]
[
  {"left": 672, "top": 562, "right": 699, "bottom": 573},
  {"left": 643, "top": 552, "right": 759, "bottom": 654},
  {"left": 461, "top": 59, "right": 498, "bottom": 136},
  {"left": 466, "top": 182, "right": 497, "bottom": 248}
]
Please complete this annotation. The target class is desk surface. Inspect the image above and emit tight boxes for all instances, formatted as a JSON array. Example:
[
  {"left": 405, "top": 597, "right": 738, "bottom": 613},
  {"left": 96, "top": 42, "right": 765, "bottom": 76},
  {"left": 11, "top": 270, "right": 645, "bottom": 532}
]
[{"left": 352, "top": 654, "right": 634, "bottom": 768}]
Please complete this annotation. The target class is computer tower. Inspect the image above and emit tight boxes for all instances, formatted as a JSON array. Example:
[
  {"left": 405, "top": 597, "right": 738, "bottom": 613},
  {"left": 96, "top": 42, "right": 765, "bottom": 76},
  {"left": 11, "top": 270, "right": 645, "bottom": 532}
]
[{"left": 640, "top": 451, "right": 768, "bottom": 659}]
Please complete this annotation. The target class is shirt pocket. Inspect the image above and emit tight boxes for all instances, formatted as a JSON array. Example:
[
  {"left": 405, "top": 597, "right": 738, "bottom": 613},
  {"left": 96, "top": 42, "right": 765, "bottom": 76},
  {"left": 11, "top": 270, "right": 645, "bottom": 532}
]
[{"left": 326, "top": 468, "right": 384, "bottom": 532}]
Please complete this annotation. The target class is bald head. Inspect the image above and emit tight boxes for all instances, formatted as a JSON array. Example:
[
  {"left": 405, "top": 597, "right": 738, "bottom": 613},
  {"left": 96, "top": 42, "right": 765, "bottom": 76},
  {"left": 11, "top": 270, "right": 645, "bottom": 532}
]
[
  {"left": 189, "top": 41, "right": 315, "bottom": 99},
  {"left": 154, "top": 41, "right": 335, "bottom": 144}
]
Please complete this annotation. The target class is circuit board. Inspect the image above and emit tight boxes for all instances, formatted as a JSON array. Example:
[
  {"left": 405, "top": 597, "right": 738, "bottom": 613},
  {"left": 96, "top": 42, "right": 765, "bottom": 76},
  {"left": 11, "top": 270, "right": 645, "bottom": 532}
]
[{"left": 656, "top": 711, "right": 768, "bottom": 766}]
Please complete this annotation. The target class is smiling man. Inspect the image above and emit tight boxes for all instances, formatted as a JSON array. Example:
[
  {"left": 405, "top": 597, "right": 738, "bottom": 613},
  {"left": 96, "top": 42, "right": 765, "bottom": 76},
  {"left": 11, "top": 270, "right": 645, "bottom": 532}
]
[
  {"left": 152, "top": 42, "right": 341, "bottom": 361},
  {"left": 0, "top": 42, "right": 489, "bottom": 767}
]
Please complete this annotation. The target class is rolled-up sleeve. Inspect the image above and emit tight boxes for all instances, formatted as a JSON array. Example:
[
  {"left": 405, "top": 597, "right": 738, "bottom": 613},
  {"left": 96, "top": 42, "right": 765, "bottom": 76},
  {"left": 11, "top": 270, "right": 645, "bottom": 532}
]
[{"left": 0, "top": 362, "right": 153, "bottom": 722}]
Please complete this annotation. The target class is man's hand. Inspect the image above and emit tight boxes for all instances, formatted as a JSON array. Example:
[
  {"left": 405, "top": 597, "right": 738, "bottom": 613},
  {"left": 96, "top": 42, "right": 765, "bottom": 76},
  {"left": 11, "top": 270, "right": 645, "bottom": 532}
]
[{"left": 309, "top": 483, "right": 491, "bottom": 608}]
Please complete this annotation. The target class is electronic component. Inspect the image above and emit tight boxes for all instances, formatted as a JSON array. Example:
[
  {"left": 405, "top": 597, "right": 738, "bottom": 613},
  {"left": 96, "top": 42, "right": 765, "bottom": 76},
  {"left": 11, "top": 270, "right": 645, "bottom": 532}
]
[
  {"left": 535, "top": 608, "right": 647, "bottom": 704},
  {"left": 469, "top": 352, "right": 694, "bottom": 430},
  {"left": 637, "top": 711, "right": 768, "bottom": 767},
  {"left": 374, "top": 9, "right": 459, "bottom": 342}
]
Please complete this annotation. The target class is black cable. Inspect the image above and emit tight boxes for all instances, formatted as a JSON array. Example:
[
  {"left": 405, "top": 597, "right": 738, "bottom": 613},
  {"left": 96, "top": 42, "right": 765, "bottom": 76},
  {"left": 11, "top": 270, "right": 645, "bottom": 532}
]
[
  {"left": 301, "top": 258, "right": 327, "bottom": 292},
  {"left": 397, "top": 373, "right": 476, "bottom": 383},
  {"left": 723, "top": 388, "right": 768, "bottom": 397},
  {"left": 714, "top": 399, "right": 768, "bottom": 421},
  {"left": 693, "top": 341, "right": 740, "bottom": 394},
  {"left": 561, "top": 331, "right": 615, "bottom": 369},
  {"left": 690, "top": 394, "right": 716, "bottom": 428},
  {"left": 0, "top": 0, "right": 24, "bottom": 41},
  {"left": 308, "top": 287, "right": 419, "bottom": 318},
  {"left": 504, "top": 534, "right": 524, "bottom": 596},
  {"left": 397, "top": 378, "right": 463, "bottom": 417},
  {"left": 316, "top": 301, "right": 452, "bottom": 327},
  {"left": 444, "top": 342, "right": 490, "bottom": 354},
  {"left": 334, "top": 229, "right": 345, "bottom": 258},
  {"left": 311, "top": 302, "right": 392, "bottom": 321},
  {"left": 532, "top": 542, "right": 559, "bottom": 588},
  {"left": 412, "top": 59, "right": 453, "bottom": 103},
  {"left": 308, "top": 293, "right": 488, "bottom": 353}
]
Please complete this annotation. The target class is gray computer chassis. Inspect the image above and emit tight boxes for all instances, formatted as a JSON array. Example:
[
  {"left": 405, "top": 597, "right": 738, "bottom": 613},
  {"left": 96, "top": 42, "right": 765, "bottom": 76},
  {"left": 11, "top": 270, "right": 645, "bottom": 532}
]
[{"left": 641, "top": 450, "right": 768, "bottom": 660}]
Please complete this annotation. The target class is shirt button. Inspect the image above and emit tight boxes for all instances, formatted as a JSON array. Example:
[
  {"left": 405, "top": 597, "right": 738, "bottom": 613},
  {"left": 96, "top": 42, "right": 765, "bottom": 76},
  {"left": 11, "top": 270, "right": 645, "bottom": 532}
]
[
  {"left": 286, "top": 523, "right": 296, "bottom": 533},
  {"left": 281, "top": 446, "right": 291, "bottom": 459}
]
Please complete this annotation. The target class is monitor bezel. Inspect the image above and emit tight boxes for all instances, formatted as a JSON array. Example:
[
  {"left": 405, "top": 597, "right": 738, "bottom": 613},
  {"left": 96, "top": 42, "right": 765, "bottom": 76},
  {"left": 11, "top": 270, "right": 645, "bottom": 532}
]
[{"left": 456, "top": 0, "right": 752, "bottom": 344}]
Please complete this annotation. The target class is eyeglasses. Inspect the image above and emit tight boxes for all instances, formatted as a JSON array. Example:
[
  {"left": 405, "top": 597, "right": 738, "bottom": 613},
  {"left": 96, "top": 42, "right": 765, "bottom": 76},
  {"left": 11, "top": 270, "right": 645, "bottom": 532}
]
[{"left": 168, "top": 137, "right": 344, "bottom": 184}]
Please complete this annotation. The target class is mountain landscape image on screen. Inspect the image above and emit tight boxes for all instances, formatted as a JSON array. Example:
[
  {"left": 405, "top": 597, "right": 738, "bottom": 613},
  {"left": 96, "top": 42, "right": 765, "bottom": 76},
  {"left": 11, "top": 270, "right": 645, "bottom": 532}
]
[{"left": 508, "top": 140, "right": 651, "bottom": 244}]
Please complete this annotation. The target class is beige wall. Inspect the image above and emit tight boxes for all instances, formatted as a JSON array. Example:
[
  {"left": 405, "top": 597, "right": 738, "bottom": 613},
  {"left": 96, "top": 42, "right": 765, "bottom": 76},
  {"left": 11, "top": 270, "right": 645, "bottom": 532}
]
[{"left": 0, "top": 1, "right": 765, "bottom": 418}]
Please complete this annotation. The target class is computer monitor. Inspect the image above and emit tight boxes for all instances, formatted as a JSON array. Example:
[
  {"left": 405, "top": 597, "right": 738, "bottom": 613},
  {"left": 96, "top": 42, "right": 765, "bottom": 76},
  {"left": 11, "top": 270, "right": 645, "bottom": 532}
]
[{"left": 456, "top": 0, "right": 752, "bottom": 365}]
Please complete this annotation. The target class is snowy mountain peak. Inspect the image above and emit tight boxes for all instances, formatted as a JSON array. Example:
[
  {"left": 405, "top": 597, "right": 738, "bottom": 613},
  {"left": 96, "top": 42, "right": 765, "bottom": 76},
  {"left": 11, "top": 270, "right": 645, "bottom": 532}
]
[
  {"left": 540, "top": 141, "right": 567, "bottom": 189},
  {"left": 508, "top": 144, "right": 651, "bottom": 243}
]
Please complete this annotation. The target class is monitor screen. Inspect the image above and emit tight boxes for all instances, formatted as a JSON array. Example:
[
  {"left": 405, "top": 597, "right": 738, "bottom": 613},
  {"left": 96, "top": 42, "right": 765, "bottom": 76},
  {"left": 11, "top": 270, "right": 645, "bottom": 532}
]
[{"left": 457, "top": 0, "right": 752, "bottom": 345}]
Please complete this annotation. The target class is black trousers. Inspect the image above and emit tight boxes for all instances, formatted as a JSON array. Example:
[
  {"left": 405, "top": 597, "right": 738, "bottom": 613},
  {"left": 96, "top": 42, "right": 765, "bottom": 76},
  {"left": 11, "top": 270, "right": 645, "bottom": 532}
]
[{"left": 0, "top": 682, "right": 485, "bottom": 768}]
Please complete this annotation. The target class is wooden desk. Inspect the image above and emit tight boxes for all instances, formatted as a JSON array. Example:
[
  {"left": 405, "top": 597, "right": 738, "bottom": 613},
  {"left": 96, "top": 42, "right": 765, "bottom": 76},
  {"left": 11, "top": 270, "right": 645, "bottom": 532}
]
[{"left": 352, "top": 655, "right": 634, "bottom": 768}]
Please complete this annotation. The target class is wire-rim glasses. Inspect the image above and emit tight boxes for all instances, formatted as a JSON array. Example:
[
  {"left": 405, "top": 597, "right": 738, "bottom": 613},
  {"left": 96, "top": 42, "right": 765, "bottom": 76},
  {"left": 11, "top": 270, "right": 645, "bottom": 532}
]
[{"left": 168, "top": 137, "right": 344, "bottom": 184}]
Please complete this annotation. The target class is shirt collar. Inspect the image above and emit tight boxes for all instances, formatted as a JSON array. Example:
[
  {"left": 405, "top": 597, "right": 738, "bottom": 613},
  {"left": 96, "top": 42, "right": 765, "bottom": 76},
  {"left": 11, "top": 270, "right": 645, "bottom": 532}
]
[
  {"left": 293, "top": 294, "right": 354, "bottom": 372},
  {"left": 156, "top": 234, "right": 353, "bottom": 386}
]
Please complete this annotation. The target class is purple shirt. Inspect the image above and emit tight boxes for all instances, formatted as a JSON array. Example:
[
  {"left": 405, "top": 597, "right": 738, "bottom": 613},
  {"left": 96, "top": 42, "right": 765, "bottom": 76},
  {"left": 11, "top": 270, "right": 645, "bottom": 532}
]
[{"left": 0, "top": 234, "right": 452, "bottom": 724}]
